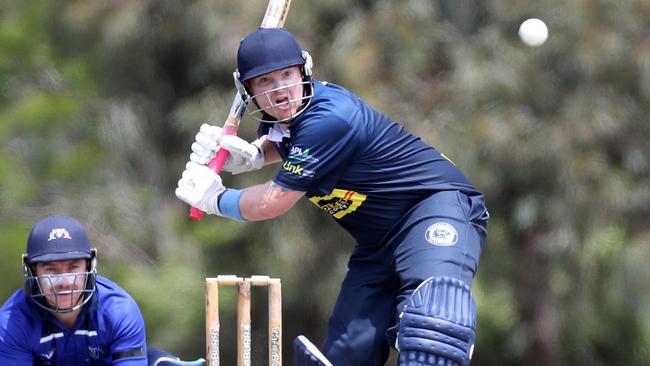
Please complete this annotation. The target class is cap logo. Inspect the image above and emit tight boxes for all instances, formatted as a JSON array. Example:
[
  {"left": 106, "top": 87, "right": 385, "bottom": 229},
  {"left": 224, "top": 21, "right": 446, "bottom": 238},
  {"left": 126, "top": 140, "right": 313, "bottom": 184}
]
[{"left": 48, "top": 228, "right": 72, "bottom": 241}]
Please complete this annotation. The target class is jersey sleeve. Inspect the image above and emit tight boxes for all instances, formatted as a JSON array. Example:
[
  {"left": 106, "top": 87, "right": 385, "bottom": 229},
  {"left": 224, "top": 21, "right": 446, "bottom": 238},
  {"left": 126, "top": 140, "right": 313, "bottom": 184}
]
[
  {"left": 274, "top": 112, "right": 364, "bottom": 194},
  {"left": 0, "top": 299, "right": 33, "bottom": 366},
  {"left": 109, "top": 295, "right": 147, "bottom": 365},
  {"left": 0, "top": 333, "right": 32, "bottom": 366}
]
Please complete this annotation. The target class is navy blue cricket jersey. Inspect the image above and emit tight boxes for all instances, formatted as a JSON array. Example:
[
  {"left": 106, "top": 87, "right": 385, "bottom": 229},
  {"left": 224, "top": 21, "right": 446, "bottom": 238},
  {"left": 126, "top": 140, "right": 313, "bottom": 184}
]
[
  {"left": 0, "top": 276, "right": 147, "bottom": 365},
  {"left": 262, "top": 80, "right": 481, "bottom": 245}
]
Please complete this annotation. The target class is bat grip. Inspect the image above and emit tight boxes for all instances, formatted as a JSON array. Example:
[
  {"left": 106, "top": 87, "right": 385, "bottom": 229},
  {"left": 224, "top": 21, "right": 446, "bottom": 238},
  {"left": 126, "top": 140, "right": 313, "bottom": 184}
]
[{"left": 188, "top": 127, "right": 238, "bottom": 221}]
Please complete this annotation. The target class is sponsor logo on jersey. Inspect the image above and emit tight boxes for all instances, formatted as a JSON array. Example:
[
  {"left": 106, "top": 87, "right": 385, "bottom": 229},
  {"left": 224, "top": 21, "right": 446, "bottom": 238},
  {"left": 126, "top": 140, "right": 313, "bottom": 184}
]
[
  {"left": 41, "top": 348, "right": 55, "bottom": 360},
  {"left": 48, "top": 228, "right": 72, "bottom": 241},
  {"left": 288, "top": 146, "right": 319, "bottom": 163},
  {"left": 309, "top": 189, "right": 367, "bottom": 219},
  {"left": 425, "top": 222, "right": 458, "bottom": 246},
  {"left": 282, "top": 146, "right": 318, "bottom": 178},
  {"left": 282, "top": 160, "right": 315, "bottom": 178},
  {"left": 88, "top": 346, "right": 106, "bottom": 360},
  {"left": 283, "top": 161, "right": 304, "bottom": 175}
]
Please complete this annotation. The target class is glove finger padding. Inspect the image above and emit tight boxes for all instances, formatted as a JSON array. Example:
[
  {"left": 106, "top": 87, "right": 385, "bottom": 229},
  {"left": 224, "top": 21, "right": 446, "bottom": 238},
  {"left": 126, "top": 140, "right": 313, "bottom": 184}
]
[
  {"left": 190, "top": 124, "right": 222, "bottom": 164},
  {"left": 189, "top": 124, "right": 264, "bottom": 175},
  {"left": 219, "top": 135, "right": 265, "bottom": 175},
  {"left": 175, "top": 162, "right": 225, "bottom": 215},
  {"left": 190, "top": 146, "right": 213, "bottom": 165},
  {"left": 219, "top": 135, "right": 258, "bottom": 159},
  {"left": 195, "top": 130, "right": 220, "bottom": 149},
  {"left": 199, "top": 123, "right": 222, "bottom": 140}
]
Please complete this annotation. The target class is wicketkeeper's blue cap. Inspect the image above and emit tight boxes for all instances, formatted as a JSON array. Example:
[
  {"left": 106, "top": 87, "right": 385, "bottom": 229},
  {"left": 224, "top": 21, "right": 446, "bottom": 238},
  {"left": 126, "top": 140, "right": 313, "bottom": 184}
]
[
  {"left": 237, "top": 28, "right": 305, "bottom": 82},
  {"left": 25, "top": 216, "right": 93, "bottom": 264}
]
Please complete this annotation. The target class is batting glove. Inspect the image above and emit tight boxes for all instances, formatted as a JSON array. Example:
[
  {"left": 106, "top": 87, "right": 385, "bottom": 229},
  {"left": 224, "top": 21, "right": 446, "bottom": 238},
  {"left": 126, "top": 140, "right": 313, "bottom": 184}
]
[
  {"left": 175, "top": 162, "right": 226, "bottom": 216},
  {"left": 189, "top": 123, "right": 221, "bottom": 165},
  {"left": 190, "top": 123, "right": 265, "bottom": 175},
  {"left": 219, "top": 135, "right": 265, "bottom": 174}
]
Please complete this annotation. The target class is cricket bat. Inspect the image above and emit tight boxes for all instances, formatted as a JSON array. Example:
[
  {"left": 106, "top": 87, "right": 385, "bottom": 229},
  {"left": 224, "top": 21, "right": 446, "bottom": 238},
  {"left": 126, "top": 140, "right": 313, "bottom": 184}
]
[{"left": 189, "top": 0, "right": 292, "bottom": 221}]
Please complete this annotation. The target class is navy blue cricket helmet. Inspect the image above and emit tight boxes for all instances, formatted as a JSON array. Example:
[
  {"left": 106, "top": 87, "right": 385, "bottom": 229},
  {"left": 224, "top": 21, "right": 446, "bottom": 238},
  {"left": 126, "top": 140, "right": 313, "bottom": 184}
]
[
  {"left": 22, "top": 215, "right": 98, "bottom": 313},
  {"left": 25, "top": 215, "right": 94, "bottom": 264},
  {"left": 235, "top": 28, "right": 314, "bottom": 124},
  {"left": 237, "top": 28, "right": 310, "bottom": 82}
]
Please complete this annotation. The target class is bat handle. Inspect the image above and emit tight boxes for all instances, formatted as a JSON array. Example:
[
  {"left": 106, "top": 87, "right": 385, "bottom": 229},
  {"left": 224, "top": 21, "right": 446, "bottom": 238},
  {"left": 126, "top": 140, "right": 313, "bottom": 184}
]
[{"left": 188, "top": 127, "right": 238, "bottom": 221}]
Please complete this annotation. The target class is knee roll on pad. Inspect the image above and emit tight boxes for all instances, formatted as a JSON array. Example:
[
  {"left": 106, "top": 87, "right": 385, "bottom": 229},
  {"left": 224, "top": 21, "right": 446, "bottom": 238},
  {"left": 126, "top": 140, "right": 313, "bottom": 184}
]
[{"left": 397, "top": 276, "right": 477, "bottom": 366}]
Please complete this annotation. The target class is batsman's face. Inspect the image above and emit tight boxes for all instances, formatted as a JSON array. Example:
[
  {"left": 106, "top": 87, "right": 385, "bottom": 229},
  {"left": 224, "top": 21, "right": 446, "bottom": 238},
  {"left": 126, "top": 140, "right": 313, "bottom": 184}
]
[
  {"left": 248, "top": 66, "right": 304, "bottom": 121},
  {"left": 35, "top": 259, "right": 88, "bottom": 311}
]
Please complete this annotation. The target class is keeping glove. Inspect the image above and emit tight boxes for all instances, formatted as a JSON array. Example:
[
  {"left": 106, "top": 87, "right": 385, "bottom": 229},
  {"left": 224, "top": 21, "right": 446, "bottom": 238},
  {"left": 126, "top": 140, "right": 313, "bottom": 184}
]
[
  {"left": 175, "top": 162, "right": 226, "bottom": 216},
  {"left": 148, "top": 347, "right": 206, "bottom": 366},
  {"left": 154, "top": 358, "right": 205, "bottom": 366},
  {"left": 190, "top": 123, "right": 265, "bottom": 175},
  {"left": 293, "top": 335, "right": 333, "bottom": 366}
]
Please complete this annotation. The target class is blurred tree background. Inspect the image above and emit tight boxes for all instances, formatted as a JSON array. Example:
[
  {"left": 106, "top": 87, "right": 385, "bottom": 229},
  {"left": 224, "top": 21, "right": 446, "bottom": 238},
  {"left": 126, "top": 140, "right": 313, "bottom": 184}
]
[{"left": 1, "top": 0, "right": 649, "bottom": 365}]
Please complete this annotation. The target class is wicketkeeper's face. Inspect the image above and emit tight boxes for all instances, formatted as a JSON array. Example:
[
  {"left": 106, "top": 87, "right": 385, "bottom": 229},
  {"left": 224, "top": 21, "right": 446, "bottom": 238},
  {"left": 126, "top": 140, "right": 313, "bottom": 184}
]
[
  {"left": 34, "top": 259, "right": 89, "bottom": 312},
  {"left": 248, "top": 66, "right": 305, "bottom": 121}
]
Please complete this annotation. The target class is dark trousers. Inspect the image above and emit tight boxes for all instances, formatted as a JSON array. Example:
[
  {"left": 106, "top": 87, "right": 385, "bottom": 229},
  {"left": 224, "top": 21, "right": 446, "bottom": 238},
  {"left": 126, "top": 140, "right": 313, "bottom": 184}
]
[{"left": 323, "top": 190, "right": 489, "bottom": 366}]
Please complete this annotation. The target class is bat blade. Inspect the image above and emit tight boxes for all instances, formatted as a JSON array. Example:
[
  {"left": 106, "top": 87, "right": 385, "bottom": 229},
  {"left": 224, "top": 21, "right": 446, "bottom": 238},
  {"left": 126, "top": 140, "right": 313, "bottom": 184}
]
[{"left": 260, "top": 0, "right": 292, "bottom": 28}]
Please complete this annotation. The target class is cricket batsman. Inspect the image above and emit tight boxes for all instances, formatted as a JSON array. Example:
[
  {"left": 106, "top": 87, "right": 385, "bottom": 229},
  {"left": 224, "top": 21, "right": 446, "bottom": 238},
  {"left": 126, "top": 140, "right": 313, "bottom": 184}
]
[{"left": 176, "top": 28, "right": 489, "bottom": 366}]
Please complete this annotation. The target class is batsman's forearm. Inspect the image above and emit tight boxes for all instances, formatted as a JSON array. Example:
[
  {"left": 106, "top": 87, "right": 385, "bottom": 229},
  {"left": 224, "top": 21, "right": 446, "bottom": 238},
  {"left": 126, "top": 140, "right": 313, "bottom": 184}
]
[{"left": 238, "top": 181, "right": 304, "bottom": 221}]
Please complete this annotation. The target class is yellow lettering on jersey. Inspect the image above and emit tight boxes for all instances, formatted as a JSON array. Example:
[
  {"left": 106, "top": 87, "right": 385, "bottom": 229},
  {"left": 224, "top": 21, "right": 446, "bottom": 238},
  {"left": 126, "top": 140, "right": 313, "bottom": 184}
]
[
  {"left": 309, "top": 189, "right": 367, "bottom": 219},
  {"left": 282, "top": 161, "right": 304, "bottom": 175}
]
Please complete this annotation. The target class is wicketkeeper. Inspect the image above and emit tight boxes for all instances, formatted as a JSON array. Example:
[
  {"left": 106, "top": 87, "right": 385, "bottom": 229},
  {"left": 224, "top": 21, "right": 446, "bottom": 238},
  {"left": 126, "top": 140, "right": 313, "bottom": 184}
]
[
  {"left": 176, "top": 28, "right": 489, "bottom": 366},
  {"left": 0, "top": 215, "right": 204, "bottom": 366}
]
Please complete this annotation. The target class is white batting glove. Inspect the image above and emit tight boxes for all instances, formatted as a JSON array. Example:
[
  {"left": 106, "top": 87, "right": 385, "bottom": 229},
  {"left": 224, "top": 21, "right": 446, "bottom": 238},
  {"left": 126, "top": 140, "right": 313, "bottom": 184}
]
[
  {"left": 175, "top": 162, "right": 226, "bottom": 216},
  {"left": 189, "top": 123, "right": 265, "bottom": 175},
  {"left": 190, "top": 123, "right": 222, "bottom": 165},
  {"left": 219, "top": 135, "right": 265, "bottom": 175}
]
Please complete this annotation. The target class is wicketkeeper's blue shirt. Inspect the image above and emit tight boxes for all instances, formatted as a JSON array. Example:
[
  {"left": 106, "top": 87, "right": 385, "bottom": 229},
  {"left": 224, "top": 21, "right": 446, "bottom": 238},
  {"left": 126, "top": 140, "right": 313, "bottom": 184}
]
[
  {"left": 0, "top": 276, "right": 147, "bottom": 365},
  {"left": 261, "top": 80, "right": 482, "bottom": 246}
]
